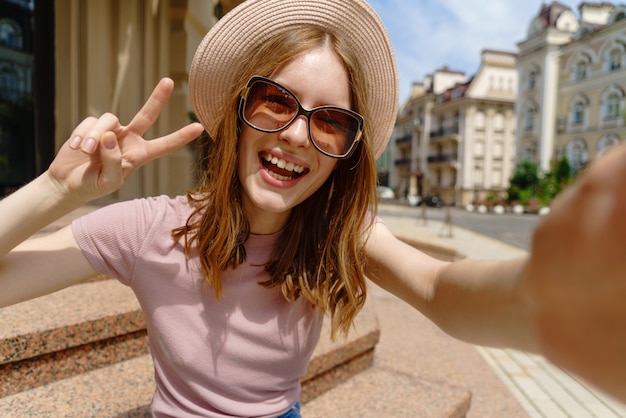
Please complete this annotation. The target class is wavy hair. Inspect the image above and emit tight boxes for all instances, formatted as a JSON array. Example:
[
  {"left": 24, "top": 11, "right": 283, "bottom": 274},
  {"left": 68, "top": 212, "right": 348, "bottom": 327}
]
[{"left": 173, "top": 26, "right": 378, "bottom": 338}]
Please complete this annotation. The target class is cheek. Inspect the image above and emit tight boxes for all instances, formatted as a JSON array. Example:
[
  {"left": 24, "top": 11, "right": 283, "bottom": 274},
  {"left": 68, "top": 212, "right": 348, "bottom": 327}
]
[{"left": 237, "top": 127, "right": 259, "bottom": 165}]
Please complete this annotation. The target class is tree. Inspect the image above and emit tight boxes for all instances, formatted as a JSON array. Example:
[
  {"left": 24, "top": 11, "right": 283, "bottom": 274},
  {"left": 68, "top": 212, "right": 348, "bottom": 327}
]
[{"left": 507, "top": 160, "right": 539, "bottom": 204}]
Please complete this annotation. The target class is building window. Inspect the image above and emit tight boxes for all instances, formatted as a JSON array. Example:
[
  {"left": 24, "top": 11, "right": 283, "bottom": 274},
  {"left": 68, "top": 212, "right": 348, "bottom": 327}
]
[
  {"left": 0, "top": 19, "right": 23, "bottom": 50},
  {"left": 0, "top": 65, "right": 20, "bottom": 101},
  {"left": 604, "top": 39, "right": 626, "bottom": 72},
  {"left": 597, "top": 133, "right": 621, "bottom": 157},
  {"left": 566, "top": 139, "right": 588, "bottom": 171},
  {"left": 524, "top": 106, "right": 536, "bottom": 131},
  {"left": 574, "top": 60, "right": 589, "bottom": 81},
  {"left": 573, "top": 102, "right": 585, "bottom": 124},
  {"left": 570, "top": 51, "right": 594, "bottom": 82},
  {"left": 526, "top": 68, "right": 538, "bottom": 91},
  {"left": 609, "top": 48, "right": 623, "bottom": 71},
  {"left": 606, "top": 93, "right": 621, "bottom": 120},
  {"left": 601, "top": 86, "right": 624, "bottom": 122}
]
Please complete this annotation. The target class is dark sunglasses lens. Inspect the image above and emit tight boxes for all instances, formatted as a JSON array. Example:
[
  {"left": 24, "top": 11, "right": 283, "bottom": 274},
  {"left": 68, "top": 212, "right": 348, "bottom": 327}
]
[
  {"left": 243, "top": 81, "right": 297, "bottom": 131},
  {"left": 310, "top": 109, "right": 360, "bottom": 157}
]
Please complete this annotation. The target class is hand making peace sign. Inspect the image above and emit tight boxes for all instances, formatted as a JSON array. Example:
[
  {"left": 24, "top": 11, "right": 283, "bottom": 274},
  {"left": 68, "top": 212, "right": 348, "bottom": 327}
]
[{"left": 48, "top": 78, "right": 204, "bottom": 203}]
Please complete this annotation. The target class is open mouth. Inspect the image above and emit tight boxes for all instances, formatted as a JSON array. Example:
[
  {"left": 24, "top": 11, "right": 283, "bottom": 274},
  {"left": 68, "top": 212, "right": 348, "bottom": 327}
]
[{"left": 260, "top": 152, "right": 309, "bottom": 181}]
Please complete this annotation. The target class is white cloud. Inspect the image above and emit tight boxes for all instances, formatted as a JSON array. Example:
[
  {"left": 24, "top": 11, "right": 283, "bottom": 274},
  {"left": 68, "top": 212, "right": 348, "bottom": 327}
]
[{"left": 368, "top": 0, "right": 581, "bottom": 102}]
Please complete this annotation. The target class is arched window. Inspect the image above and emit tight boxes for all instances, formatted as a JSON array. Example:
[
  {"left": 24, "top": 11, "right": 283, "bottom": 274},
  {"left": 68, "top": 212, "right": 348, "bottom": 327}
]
[
  {"left": 570, "top": 51, "right": 594, "bottom": 81},
  {"left": 525, "top": 66, "right": 540, "bottom": 91},
  {"left": 597, "top": 133, "right": 621, "bottom": 157},
  {"left": 609, "top": 48, "right": 623, "bottom": 70},
  {"left": 569, "top": 94, "right": 589, "bottom": 126},
  {"left": 523, "top": 103, "right": 537, "bottom": 131},
  {"left": 566, "top": 138, "right": 588, "bottom": 171},
  {"left": 609, "top": 7, "right": 626, "bottom": 24},
  {"left": 602, "top": 38, "right": 626, "bottom": 72},
  {"left": 600, "top": 85, "right": 625, "bottom": 122},
  {"left": 0, "top": 65, "right": 20, "bottom": 101},
  {"left": 0, "top": 19, "right": 23, "bottom": 50}
]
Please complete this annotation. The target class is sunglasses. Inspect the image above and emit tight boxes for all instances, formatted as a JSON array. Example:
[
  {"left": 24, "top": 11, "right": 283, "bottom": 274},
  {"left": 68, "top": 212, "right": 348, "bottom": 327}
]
[{"left": 238, "top": 76, "right": 364, "bottom": 159}]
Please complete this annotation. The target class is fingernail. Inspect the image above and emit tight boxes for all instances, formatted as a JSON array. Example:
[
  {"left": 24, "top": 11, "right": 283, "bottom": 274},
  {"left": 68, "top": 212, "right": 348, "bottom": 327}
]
[
  {"left": 83, "top": 137, "right": 97, "bottom": 153},
  {"left": 103, "top": 135, "right": 117, "bottom": 150},
  {"left": 69, "top": 136, "right": 82, "bottom": 149}
]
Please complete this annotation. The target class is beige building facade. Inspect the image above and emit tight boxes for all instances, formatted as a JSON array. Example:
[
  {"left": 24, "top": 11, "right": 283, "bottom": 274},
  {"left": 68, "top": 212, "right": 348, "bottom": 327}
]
[
  {"left": 53, "top": 0, "right": 245, "bottom": 200},
  {"left": 517, "top": 2, "right": 626, "bottom": 173},
  {"left": 392, "top": 50, "right": 518, "bottom": 207}
]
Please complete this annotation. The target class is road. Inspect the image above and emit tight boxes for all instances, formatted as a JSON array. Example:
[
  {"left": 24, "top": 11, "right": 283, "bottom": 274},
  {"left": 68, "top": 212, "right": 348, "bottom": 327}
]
[{"left": 378, "top": 203, "right": 543, "bottom": 251}]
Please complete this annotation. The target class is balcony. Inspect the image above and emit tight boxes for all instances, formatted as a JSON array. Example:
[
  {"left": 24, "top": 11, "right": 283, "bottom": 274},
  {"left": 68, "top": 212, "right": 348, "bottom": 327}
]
[
  {"left": 395, "top": 134, "right": 412, "bottom": 145},
  {"left": 429, "top": 125, "right": 459, "bottom": 142},
  {"left": 394, "top": 157, "right": 411, "bottom": 168},
  {"left": 428, "top": 154, "right": 457, "bottom": 164}
]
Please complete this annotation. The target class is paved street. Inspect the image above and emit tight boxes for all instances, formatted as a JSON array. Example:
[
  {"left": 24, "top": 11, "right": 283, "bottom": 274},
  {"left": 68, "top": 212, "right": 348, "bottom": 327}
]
[{"left": 378, "top": 202, "right": 542, "bottom": 251}]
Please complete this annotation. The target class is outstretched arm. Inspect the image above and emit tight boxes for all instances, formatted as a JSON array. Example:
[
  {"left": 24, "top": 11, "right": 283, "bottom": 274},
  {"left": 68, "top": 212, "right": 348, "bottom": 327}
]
[
  {"left": 364, "top": 223, "right": 535, "bottom": 351},
  {"left": 0, "top": 78, "right": 204, "bottom": 307}
]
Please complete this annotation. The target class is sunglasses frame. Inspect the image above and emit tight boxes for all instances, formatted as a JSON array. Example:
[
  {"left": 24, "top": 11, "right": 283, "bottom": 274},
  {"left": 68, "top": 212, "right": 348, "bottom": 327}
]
[{"left": 238, "top": 76, "right": 364, "bottom": 159}]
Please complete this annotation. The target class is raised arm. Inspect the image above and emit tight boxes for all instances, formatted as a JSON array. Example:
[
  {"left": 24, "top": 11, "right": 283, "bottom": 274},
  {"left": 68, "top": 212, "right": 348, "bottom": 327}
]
[{"left": 0, "top": 78, "right": 203, "bottom": 307}]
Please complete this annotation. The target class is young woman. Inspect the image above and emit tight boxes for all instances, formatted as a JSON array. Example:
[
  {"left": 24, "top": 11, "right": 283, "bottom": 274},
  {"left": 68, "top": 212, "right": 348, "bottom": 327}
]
[{"left": 1, "top": 0, "right": 626, "bottom": 416}]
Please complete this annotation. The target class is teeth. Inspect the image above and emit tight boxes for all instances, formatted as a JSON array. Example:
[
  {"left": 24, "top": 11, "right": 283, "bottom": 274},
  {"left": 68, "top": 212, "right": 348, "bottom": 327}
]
[{"left": 262, "top": 153, "right": 305, "bottom": 174}]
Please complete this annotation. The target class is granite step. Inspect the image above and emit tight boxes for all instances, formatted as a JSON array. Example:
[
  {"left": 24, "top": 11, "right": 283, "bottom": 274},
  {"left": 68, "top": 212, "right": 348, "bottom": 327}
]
[
  {"left": 0, "top": 279, "right": 147, "bottom": 397},
  {"left": 0, "top": 355, "right": 155, "bottom": 418}
]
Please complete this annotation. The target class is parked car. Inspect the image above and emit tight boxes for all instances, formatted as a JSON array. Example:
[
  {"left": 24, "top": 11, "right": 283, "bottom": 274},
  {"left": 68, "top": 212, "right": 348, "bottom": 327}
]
[{"left": 377, "top": 186, "right": 396, "bottom": 200}]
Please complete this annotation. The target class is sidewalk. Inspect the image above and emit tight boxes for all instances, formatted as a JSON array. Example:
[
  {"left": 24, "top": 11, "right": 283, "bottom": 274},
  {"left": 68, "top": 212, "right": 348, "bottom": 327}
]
[{"left": 349, "top": 203, "right": 626, "bottom": 418}]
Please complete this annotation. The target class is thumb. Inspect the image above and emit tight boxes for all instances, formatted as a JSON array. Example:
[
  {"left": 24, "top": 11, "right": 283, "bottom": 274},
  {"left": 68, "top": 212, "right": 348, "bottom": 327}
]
[{"left": 99, "top": 131, "right": 124, "bottom": 191}]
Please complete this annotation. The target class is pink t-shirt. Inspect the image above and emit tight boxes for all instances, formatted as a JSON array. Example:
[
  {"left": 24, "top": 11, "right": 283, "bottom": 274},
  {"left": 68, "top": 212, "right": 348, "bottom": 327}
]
[{"left": 72, "top": 195, "right": 323, "bottom": 417}]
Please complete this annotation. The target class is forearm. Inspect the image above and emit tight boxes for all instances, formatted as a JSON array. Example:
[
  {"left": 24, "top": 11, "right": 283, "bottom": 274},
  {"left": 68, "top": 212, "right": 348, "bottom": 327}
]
[
  {"left": 429, "top": 257, "right": 537, "bottom": 352},
  {"left": 0, "top": 171, "right": 84, "bottom": 258}
]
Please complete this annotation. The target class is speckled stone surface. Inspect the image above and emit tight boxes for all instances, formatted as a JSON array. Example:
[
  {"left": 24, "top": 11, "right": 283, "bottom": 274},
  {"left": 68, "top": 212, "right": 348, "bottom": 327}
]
[
  {"left": 0, "top": 279, "right": 147, "bottom": 397},
  {"left": 0, "top": 355, "right": 155, "bottom": 418},
  {"left": 0, "top": 279, "right": 143, "bottom": 363},
  {"left": 301, "top": 296, "right": 379, "bottom": 403},
  {"left": 362, "top": 285, "right": 529, "bottom": 418},
  {"left": 302, "top": 367, "right": 471, "bottom": 418}
]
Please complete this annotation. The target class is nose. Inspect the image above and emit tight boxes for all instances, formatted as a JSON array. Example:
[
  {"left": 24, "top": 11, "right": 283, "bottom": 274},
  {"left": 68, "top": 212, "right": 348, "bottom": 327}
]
[{"left": 279, "top": 115, "right": 311, "bottom": 149}]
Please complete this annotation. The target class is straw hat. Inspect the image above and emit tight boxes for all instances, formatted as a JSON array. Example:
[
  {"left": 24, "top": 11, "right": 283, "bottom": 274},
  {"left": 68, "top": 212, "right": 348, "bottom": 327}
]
[{"left": 189, "top": 0, "right": 398, "bottom": 159}]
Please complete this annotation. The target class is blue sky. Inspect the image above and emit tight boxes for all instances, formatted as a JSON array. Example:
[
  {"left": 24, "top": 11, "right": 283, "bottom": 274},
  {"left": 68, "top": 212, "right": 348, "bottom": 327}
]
[{"left": 368, "top": 0, "right": 581, "bottom": 102}]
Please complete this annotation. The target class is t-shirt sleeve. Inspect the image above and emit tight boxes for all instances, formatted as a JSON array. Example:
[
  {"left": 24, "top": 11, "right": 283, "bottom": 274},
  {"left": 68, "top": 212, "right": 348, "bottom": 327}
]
[{"left": 72, "top": 196, "right": 169, "bottom": 286}]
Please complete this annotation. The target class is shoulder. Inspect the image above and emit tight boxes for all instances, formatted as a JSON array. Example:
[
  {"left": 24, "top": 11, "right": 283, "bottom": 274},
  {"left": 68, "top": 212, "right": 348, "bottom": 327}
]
[{"left": 73, "top": 194, "right": 195, "bottom": 244}]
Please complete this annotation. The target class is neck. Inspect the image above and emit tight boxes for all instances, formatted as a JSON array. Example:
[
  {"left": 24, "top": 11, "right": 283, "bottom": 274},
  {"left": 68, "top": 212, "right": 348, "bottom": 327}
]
[{"left": 245, "top": 205, "right": 291, "bottom": 235}]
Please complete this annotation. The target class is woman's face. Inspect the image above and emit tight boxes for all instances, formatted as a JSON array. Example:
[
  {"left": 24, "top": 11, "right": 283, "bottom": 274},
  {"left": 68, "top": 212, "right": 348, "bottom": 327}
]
[{"left": 237, "top": 46, "right": 351, "bottom": 234}]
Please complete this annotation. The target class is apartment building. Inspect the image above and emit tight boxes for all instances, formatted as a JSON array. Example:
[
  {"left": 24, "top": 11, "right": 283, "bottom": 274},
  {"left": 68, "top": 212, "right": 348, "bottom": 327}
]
[
  {"left": 391, "top": 50, "right": 518, "bottom": 207},
  {"left": 517, "top": 1, "right": 626, "bottom": 173}
]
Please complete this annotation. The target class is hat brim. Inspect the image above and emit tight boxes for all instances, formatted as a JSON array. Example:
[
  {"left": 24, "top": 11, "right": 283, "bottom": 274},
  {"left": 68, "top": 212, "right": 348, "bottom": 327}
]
[{"left": 189, "top": 0, "right": 398, "bottom": 159}]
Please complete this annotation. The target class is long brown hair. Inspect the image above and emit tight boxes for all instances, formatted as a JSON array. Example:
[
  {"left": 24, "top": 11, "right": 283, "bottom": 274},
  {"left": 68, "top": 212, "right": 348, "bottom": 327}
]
[{"left": 173, "top": 26, "right": 379, "bottom": 338}]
